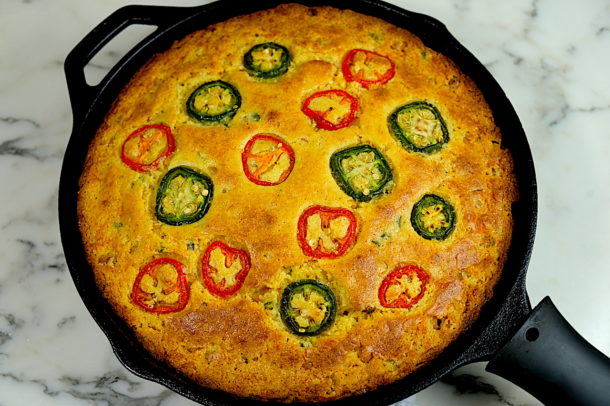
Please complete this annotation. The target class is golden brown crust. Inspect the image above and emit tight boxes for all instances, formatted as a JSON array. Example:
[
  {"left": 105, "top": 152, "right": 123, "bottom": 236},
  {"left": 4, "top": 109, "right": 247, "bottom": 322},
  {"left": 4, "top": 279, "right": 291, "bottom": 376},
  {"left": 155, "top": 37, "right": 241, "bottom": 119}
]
[{"left": 78, "top": 4, "right": 517, "bottom": 402}]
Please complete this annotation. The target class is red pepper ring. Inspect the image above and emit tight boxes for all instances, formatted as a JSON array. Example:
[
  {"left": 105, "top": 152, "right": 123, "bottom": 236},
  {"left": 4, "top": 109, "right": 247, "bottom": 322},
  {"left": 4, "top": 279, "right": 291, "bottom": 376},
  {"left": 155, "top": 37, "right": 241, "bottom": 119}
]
[
  {"left": 120, "top": 124, "right": 176, "bottom": 172},
  {"left": 378, "top": 265, "right": 430, "bottom": 309},
  {"left": 241, "top": 134, "right": 296, "bottom": 186},
  {"left": 131, "top": 257, "right": 190, "bottom": 314},
  {"left": 297, "top": 205, "right": 358, "bottom": 259},
  {"left": 342, "top": 49, "right": 396, "bottom": 89},
  {"left": 301, "top": 90, "right": 359, "bottom": 131},
  {"left": 201, "top": 241, "right": 251, "bottom": 298}
]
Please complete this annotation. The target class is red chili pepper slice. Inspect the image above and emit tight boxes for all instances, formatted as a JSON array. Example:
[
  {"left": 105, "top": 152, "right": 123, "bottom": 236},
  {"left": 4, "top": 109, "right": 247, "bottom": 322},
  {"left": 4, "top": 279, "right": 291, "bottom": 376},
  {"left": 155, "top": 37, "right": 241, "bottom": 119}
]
[
  {"left": 241, "top": 134, "right": 295, "bottom": 186},
  {"left": 297, "top": 205, "right": 357, "bottom": 259},
  {"left": 301, "top": 90, "right": 359, "bottom": 130},
  {"left": 201, "top": 241, "right": 251, "bottom": 298},
  {"left": 342, "top": 49, "right": 396, "bottom": 89},
  {"left": 121, "top": 124, "right": 176, "bottom": 172},
  {"left": 131, "top": 257, "right": 189, "bottom": 314},
  {"left": 378, "top": 265, "right": 429, "bottom": 309}
]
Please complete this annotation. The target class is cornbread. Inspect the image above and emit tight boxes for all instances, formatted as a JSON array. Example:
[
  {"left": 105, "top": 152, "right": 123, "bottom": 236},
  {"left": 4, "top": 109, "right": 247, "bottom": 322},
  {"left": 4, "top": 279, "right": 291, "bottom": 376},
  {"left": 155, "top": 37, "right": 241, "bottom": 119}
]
[{"left": 78, "top": 4, "right": 517, "bottom": 402}]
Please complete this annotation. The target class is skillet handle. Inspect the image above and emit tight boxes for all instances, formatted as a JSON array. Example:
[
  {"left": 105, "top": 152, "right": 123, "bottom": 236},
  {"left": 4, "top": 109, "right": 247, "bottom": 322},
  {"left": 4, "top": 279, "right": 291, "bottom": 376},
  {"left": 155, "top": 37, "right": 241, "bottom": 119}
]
[
  {"left": 486, "top": 296, "right": 610, "bottom": 406},
  {"left": 64, "top": 5, "right": 192, "bottom": 122}
]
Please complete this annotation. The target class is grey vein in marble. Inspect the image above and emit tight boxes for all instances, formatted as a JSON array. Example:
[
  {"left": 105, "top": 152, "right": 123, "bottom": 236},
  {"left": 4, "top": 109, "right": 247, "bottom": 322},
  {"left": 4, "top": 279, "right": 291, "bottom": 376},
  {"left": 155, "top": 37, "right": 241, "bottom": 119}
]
[{"left": 0, "top": 371, "right": 177, "bottom": 406}]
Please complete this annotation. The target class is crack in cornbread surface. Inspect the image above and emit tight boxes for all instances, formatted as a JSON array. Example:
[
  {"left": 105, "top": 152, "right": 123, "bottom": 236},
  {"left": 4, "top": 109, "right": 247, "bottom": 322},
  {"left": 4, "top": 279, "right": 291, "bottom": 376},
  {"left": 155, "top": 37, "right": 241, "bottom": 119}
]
[{"left": 78, "top": 4, "right": 517, "bottom": 402}]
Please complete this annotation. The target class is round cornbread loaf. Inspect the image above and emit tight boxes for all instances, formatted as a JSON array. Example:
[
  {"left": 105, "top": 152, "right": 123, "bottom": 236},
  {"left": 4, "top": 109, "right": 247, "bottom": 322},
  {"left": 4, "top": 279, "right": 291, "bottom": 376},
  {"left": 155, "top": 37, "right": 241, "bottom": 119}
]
[{"left": 78, "top": 4, "right": 517, "bottom": 402}]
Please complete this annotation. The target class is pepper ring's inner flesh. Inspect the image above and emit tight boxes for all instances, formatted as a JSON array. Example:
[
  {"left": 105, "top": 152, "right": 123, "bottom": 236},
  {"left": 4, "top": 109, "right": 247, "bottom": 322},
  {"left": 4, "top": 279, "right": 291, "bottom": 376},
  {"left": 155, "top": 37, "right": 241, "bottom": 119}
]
[
  {"left": 246, "top": 137, "right": 292, "bottom": 183},
  {"left": 250, "top": 47, "right": 285, "bottom": 72},
  {"left": 194, "top": 85, "right": 238, "bottom": 116},
  {"left": 161, "top": 175, "right": 209, "bottom": 217},
  {"left": 396, "top": 108, "right": 444, "bottom": 148},
  {"left": 139, "top": 264, "right": 180, "bottom": 307},
  {"left": 349, "top": 50, "right": 393, "bottom": 81},
  {"left": 340, "top": 150, "right": 384, "bottom": 197},
  {"left": 308, "top": 93, "right": 353, "bottom": 125},
  {"left": 384, "top": 273, "right": 424, "bottom": 305},
  {"left": 419, "top": 204, "right": 449, "bottom": 233},
  {"left": 306, "top": 213, "right": 351, "bottom": 254},
  {"left": 123, "top": 127, "right": 168, "bottom": 165},
  {"left": 290, "top": 289, "right": 329, "bottom": 331},
  {"left": 207, "top": 247, "right": 244, "bottom": 288}
]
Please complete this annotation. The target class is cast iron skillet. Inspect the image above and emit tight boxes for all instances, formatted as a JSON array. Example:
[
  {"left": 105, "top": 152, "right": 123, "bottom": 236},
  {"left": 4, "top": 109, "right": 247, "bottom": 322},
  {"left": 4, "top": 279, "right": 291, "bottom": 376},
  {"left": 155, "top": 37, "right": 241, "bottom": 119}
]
[{"left": 60, "top": 0, "right": 610, "bottom": 404}]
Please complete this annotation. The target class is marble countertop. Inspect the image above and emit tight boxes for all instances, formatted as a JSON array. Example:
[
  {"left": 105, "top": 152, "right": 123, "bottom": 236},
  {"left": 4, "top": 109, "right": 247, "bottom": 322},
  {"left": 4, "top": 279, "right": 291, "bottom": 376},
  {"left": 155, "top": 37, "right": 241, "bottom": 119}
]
[{"left": 1, "top": 0, "right": 609, "bottom": 405}]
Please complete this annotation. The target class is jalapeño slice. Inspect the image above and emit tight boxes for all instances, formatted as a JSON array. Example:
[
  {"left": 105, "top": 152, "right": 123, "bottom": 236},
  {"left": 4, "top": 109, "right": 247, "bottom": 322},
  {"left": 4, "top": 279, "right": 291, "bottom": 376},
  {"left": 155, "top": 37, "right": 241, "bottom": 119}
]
[
  {"left": 186, "top": 80, "right": 241, "bottom": 123},
  {"left": 330, "top": 145, "right": 393, "bottom": 202},
  {"left": 388, "top": 102, "right": 449, "bottom": 153},
  {"left": 155, "top": 166, "right": 213, "bottom": 226},
  {"left": 280, "top": 279, "right": 337, "bottom": 336},
  {"left": 410, "top": 194, "right": 455, "bottom": 240},
  {"left": 243, "top": 42, "right": 291, "bottom": 78}
]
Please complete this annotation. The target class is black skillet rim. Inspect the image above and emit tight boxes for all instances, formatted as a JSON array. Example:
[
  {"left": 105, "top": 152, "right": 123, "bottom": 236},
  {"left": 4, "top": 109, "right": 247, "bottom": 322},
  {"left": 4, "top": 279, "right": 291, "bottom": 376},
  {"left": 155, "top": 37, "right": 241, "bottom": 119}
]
[{"left": 60, "top": 1, "right": 537, "bottom": 405}]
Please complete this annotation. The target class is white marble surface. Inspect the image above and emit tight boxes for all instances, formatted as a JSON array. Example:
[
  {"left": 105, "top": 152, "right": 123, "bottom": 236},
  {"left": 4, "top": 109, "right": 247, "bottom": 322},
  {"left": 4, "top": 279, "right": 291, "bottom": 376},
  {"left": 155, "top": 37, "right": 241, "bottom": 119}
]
[{"left": 1, "top": 0, "right": 609, "bottom": 405}]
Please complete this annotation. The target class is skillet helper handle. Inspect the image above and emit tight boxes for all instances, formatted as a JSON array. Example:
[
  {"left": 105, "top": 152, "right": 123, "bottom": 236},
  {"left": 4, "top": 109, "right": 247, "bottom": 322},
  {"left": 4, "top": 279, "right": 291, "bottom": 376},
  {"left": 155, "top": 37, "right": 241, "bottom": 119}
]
[
  {"left": 64, "top": 5, "right": 190, "bottom": 121},
  {"left": 486, "top": 296, "right": 610, "bottom": 406}
]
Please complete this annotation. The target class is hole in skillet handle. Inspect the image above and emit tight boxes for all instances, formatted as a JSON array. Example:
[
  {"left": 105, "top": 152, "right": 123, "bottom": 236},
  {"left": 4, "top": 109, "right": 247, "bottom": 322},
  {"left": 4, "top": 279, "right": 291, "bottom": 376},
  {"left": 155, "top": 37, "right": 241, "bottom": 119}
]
[
  {"left": 525, "top": 327, "right": 539, "bottom": 342},
  {"left": 84, "top": 24, "right": 157, "bottom": 87},
  {"left": 64, "top": 4, "right": 198, "bottom": 124}
]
